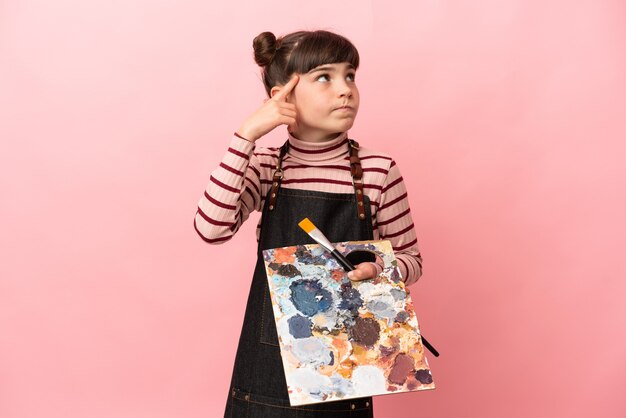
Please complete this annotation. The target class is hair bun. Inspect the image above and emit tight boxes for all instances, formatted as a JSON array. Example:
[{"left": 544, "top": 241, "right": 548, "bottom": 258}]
[{"left": 253, "top": 31, "right": 281, "bottom": 67}]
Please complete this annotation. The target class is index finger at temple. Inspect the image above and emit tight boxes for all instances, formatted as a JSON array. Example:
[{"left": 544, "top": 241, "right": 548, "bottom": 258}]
[{"left": 273, "top": 74, "right": 299, "bottom": 101}]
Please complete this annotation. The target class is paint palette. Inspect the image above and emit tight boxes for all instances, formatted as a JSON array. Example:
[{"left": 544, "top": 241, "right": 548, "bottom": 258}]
[{"left": 262, "top": 239, "right": 435, "bottom": 406}]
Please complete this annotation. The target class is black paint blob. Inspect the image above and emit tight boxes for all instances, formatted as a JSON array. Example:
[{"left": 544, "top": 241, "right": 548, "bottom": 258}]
[
  {"left": 415, "top": 369, "right": 433, "bottom": 384},
  {"left": 294, "top": 247, "right": 326, "bottom": 265},
  {"left": 268, "top": 262, "right": 281, "bottom": 271},
  {"left": 276, "top": 264, "right": 301, "bottom": 278},
  {"left": 289, "top": 279, "right": 333, "bottom": 317}
]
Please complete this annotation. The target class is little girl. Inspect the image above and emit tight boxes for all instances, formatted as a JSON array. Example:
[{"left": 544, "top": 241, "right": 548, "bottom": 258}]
[{"left": 194, "top": 29, "right": 423, "bottom": 418}]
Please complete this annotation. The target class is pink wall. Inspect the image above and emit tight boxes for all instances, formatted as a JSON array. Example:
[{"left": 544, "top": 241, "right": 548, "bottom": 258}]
[{"left": 1, "top": 1, "right": 625, "bottom": 417}]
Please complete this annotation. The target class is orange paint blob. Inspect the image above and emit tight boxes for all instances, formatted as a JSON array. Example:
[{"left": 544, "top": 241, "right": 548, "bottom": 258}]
[
  {"left": 331, "top": 268, "right": 345, "bottom": 282},
  {"left": 274, "top": 247, "right": 297, "bottom": 263}
]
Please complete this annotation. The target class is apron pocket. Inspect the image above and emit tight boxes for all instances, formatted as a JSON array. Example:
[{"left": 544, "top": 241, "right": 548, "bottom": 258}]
[
  {"left": 259, "top": 284, "right": 280, "bottom": 346},
  {"left": 228, "top": 391, "right": 249, "bottom": 418}
]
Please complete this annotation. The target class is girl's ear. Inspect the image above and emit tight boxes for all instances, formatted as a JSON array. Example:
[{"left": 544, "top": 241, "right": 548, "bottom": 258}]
[{"left": 270, "top": 86, "right": 281, "bottom": 98}]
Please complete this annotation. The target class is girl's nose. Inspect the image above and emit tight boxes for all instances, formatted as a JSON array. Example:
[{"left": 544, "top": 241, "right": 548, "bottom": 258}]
[{"left": 337, "top": 82, "right": 353, "bottom": 97}]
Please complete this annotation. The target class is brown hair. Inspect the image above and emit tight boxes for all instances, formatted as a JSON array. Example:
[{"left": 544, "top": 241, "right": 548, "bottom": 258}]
[{"left": 252, "top": 29, "right": 360, "bottom": 97}]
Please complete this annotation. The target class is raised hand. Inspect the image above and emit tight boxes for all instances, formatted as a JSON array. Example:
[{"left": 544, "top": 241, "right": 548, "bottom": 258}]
[{"left": 236, "top": 74, "right": 299, "bottom": 142}]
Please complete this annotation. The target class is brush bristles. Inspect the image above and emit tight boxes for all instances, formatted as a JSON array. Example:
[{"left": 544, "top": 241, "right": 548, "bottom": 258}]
[
  {"left": 298, "top": 218, "right": 316, "bottom": 234},
  {"left": 298, "top": 217, "right": 335, "bottom": 254}
]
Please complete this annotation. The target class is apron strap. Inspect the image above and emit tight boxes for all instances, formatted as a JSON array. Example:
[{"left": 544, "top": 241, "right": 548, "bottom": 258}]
[
  {"left": 268, "top": 136, "right": 366, "bottom": 221},
  {"left": 267, "top": 141, "right": 289, "bottom": 211},
  {"left": 348, "top": 139, "right": 366, "bottom": 220}
]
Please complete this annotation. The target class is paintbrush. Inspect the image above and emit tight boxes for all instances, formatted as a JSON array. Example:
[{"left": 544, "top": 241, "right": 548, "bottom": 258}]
[
  {"left": 298, "top": 218, "right": 355, "bottom": 271},
  {"left": 297, "top": 217, "right": 440, "bottom": 358}
]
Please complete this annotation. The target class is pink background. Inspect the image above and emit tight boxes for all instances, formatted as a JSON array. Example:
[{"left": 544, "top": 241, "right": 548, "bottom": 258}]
[{"left": 2, "top": 1, "right": 625, "bottom": 417}]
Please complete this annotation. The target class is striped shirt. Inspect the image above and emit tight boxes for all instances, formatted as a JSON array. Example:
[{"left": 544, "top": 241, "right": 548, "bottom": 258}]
[{"left": 194, "top": 130, "right": 423, "bottom": 286}]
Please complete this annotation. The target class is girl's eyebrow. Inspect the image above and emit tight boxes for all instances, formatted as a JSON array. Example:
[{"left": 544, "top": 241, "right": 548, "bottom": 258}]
[{"left": 308, "top": 64, "right": 355, "bottom": 74}]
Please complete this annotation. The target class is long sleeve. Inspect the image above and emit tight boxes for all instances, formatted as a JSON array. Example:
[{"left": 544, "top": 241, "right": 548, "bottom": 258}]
[
  {"left": 376, "top": 160, "right": 423, "bottom": 286},
  {"left": 193, "top": 134, "right": 263, "bottom": 244},
  {"left": 193, "top": 132, "right": 424, "bottom": 284}
]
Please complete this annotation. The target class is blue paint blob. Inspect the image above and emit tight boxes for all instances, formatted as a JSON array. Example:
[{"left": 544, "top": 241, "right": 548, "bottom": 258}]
[
  {"left": 289, "top": 279, "right": 333, "bottom": 317},
  {"left": 288, "top": 314, "right": 313, "bottom": 338},
  {"left": 338, "top": 286, "right": 363, "bottom": 313}
]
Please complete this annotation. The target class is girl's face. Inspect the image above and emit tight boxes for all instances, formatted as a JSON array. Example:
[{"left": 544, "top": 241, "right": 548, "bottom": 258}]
[{"left": 272, "top": 61, "right": 359, "bottom": 143}]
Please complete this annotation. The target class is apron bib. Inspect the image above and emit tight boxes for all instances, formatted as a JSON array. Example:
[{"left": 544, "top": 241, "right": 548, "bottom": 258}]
[{"left": 224, "top": 139, "right": 375, "bottom": 418}]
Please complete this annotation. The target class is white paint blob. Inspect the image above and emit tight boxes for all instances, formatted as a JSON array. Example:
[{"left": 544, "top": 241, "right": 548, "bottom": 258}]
[
  {"left": 352, "top": 365, "right": 387, "bottom": 395},
  {"left": 289, "top": 368, "right": 334, "bottom": 400},
  {"left": 330, "top": 373, "right": 355, "bottom": 398},
  {"left": 291, "top": 337, "right": 333, "bottom": 367},
  {"left": 276, "top": 315, "right": 294, "bottom": 346}
]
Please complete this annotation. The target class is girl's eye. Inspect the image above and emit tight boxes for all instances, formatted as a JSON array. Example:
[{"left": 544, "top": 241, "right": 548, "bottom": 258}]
[{"left": 316, "top": 73, "right": 357, "bottom": 82}]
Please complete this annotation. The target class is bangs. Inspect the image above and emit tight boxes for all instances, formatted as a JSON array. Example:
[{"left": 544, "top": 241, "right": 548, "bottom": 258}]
[{"left": 285, "top": 31, "right": 360, "bottom": 76}]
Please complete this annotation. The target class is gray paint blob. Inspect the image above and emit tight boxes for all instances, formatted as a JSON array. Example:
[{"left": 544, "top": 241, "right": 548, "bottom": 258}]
[
  {"left": 288, "top": 314, "right": 313, "bottom": 339},
  {"left": 390, "top": 288, "right": 406, "bottom": 301}
]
